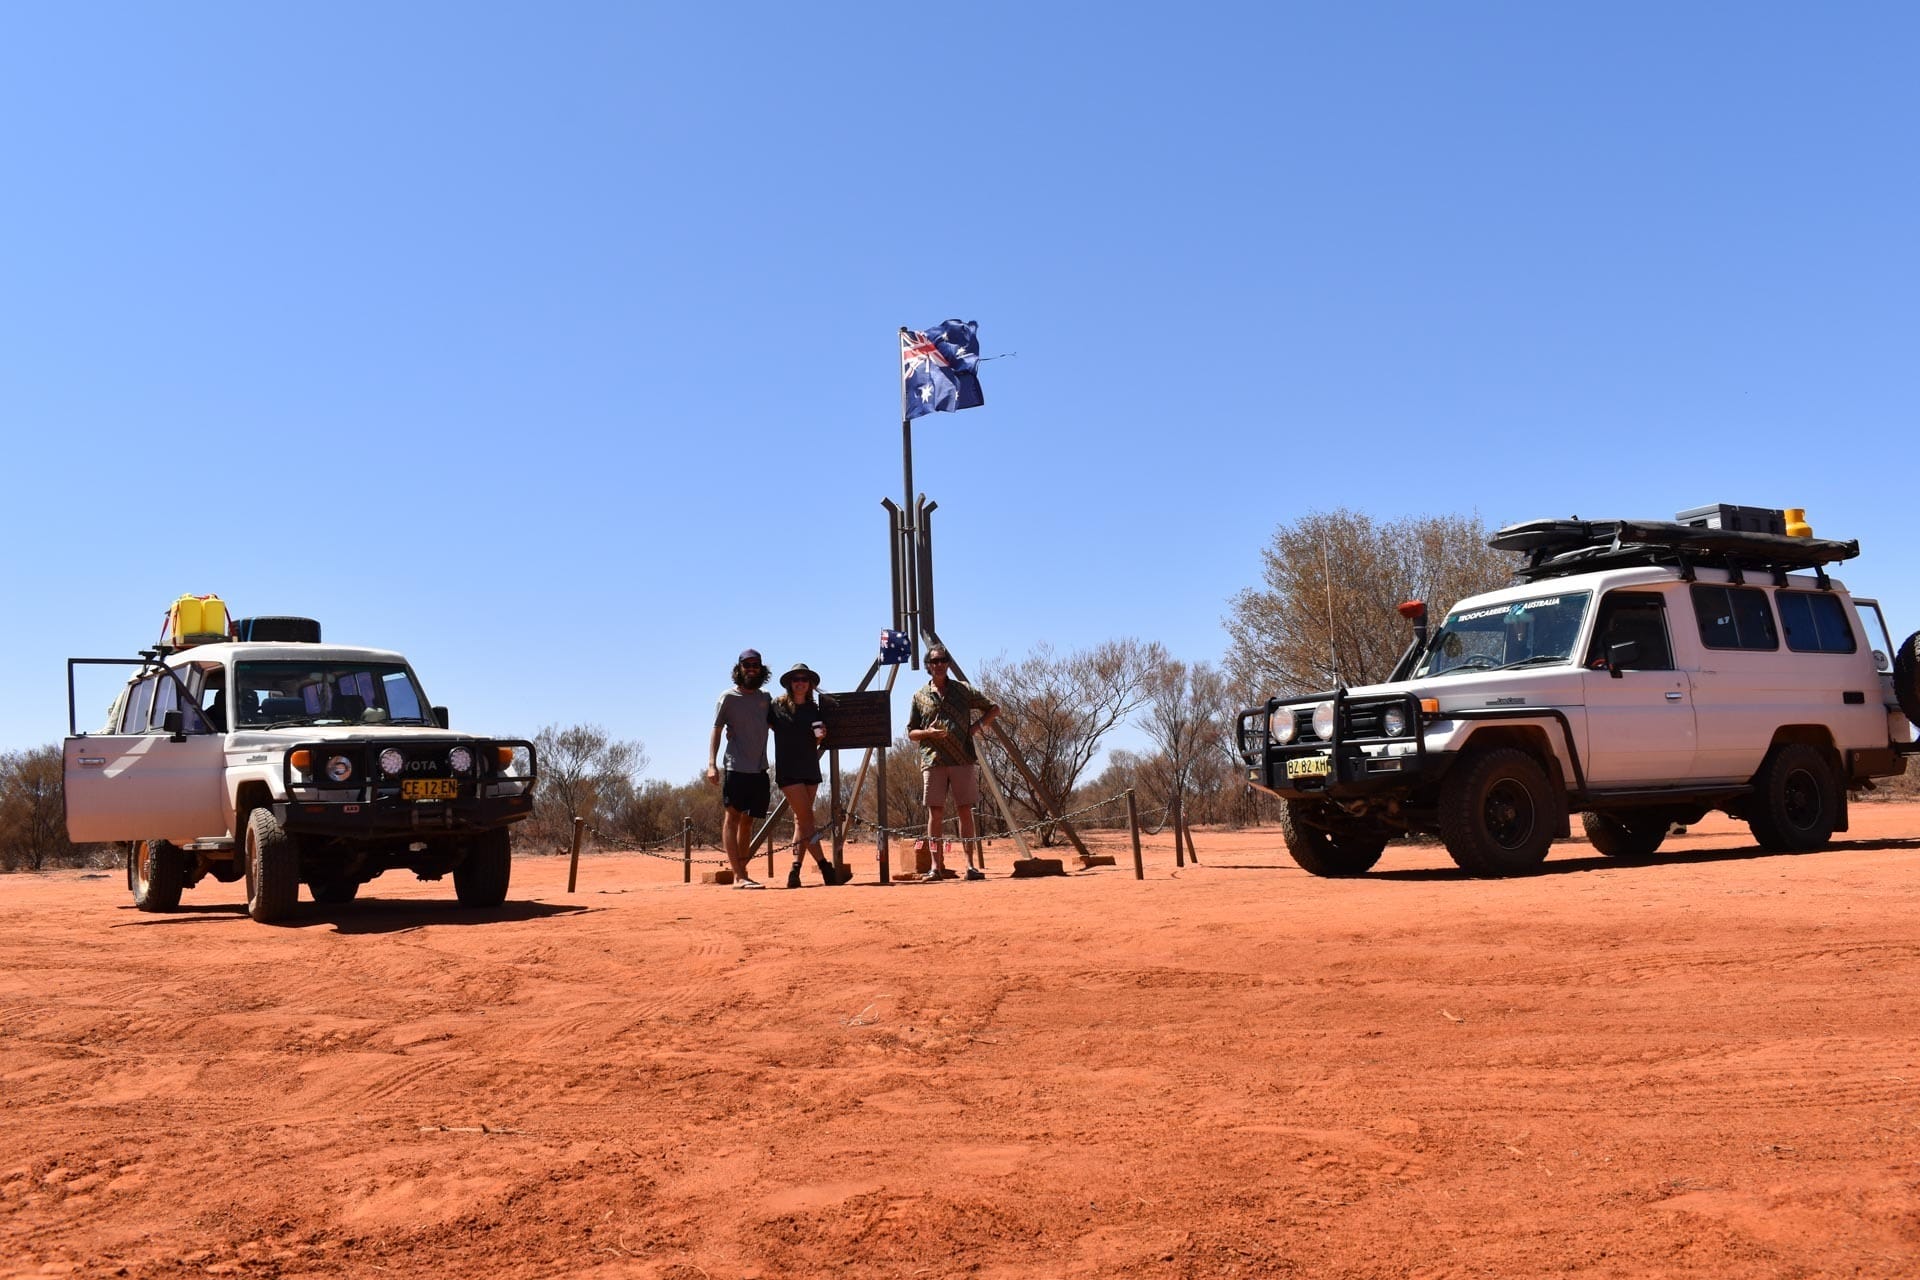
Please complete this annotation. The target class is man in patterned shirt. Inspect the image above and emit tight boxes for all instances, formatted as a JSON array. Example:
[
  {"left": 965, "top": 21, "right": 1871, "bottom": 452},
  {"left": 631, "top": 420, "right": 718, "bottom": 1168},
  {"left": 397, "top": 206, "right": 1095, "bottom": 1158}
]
[{"left": 905, "top": 643, "right": 998, "bottom": 881}]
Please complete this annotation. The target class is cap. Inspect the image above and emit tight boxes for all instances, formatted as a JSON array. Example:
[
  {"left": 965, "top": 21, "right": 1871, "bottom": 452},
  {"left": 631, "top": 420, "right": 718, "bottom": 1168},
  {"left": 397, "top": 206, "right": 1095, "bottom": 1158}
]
[{"left": 738, "top": 648, "right": 763, "bottom": 665}]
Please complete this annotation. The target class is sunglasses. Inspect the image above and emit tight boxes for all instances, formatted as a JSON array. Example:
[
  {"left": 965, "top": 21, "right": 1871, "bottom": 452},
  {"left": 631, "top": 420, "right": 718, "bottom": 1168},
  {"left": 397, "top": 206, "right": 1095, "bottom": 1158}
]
[{"left": 927, "top": 659, "right": 950, "bottom": 667}]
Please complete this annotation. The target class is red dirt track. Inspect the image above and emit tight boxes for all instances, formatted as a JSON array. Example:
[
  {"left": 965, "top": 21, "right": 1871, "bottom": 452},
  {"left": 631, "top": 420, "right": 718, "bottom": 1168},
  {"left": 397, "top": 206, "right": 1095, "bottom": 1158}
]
[{"left": 4, "top": 808, "right": 1920, "bottom": 1279}]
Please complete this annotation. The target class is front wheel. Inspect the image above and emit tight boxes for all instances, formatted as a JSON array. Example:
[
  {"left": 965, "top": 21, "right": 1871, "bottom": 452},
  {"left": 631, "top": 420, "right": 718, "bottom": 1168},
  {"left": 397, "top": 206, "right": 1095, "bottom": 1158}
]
[
  {"left": 244, "top": 808, "right": 300, "bottom": 923},
  {"left": 453, "top": 828, "right": 511, "bottom": 907},
  {"left": 1746, "top": 743, "right": 1839, "bottom": 853},
  {"left": 1580, "top": 810, "right": 1670, "bottom": 860},
  {"left": 1277, "top": 801, "right": 1387, "bottom": 877},
  {"left": 129, "top": 839, "right": 187, "bottom": 911},
  {"left": 1440, "top": 747, "right": 1561, "bottom": 877}
]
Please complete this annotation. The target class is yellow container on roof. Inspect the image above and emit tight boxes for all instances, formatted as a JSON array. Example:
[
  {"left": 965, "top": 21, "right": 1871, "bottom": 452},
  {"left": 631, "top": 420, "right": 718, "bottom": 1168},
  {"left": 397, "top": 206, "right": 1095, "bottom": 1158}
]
[{"left": 163, "top": 594, "right": 229, "bottom": 647}]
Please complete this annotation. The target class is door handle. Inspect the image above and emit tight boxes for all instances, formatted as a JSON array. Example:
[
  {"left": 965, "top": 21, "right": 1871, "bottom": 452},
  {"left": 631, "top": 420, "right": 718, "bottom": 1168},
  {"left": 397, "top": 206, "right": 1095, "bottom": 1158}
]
[{"left": 1665, "top": 691, "right": 1684, "bottom": 701}]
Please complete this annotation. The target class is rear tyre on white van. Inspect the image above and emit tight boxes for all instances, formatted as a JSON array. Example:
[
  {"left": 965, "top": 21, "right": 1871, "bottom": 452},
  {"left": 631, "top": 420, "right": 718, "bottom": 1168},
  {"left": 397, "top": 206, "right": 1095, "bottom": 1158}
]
[
  {"left": 1746, "top": 743, "right": 1839, "bottom": 853},
  {"left": 1580, "top": 810, "right": 1669, "bottom": 860},
  {"left": 129, "top": 839, "right": 187, "bottom": 911}
]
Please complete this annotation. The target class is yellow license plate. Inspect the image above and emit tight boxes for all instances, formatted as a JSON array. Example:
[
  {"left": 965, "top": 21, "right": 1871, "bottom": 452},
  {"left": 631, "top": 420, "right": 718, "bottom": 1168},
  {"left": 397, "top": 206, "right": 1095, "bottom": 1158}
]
[
  {"left": 1285, "top": 755, "right": 1331, "bottom": 780},
  {"left": 401, "top": 778, "right": 458, "bottom": 800}
]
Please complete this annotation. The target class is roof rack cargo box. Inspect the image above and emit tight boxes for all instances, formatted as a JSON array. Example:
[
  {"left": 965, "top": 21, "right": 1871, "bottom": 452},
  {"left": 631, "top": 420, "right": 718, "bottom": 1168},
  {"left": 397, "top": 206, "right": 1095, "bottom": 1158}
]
[
  {"left": 1675, "top": 503, "right": 1787, "bottom": 535},
  {"left": 231, "top": 616, "right": 322, "bottom": 643},
  {"left": 1491, "top": 517, "right": 1859, "bottom": 584}
]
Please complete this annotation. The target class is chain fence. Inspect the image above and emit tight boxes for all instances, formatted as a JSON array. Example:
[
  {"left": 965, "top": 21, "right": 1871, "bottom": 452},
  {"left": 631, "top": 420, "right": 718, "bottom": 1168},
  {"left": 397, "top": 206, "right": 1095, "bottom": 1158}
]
[{"left": 573, "top": 788, "right": 1186, "bottom": 862}]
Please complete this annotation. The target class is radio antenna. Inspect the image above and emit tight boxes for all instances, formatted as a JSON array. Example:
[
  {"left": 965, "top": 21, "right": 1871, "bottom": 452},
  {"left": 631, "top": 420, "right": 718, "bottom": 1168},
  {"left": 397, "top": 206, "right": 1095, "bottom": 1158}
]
[{"left": 1323, "top": 538, "right": 1340, "bottom": 687}]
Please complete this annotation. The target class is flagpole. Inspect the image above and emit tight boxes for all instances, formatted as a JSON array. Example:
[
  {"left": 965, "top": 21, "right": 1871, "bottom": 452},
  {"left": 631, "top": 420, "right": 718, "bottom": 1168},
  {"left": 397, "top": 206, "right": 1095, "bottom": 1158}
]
[{"left": 899, "top": 327, "right": 918, "bottom": 668}]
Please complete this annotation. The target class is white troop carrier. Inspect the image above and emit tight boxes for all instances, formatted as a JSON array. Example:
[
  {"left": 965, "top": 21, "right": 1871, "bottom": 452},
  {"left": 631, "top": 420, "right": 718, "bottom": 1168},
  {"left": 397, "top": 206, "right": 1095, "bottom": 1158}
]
[{"left": 63, "top": 602, "right": 538, "bottom": 922}]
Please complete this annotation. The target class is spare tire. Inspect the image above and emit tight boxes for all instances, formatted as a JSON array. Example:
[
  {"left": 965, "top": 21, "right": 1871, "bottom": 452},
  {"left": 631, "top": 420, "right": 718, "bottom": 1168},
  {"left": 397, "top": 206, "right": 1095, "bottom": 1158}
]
[{"left": 1894, "top": 631, "right": 1920, "bottom": 729}]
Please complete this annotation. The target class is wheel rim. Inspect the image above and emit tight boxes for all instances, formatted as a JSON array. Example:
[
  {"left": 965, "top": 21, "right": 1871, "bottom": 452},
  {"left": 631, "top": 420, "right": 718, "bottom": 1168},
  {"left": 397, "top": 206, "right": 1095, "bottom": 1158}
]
[
  {"left": 1783, "top": 767, "right": 1823, "bottom": 831},
  {"left": 1484, "top": 779, "right": 1537, "bottom": 851},
  {"left": 244, "top": 830, "right": 258, "bottom": 907},
  {"left": 135, "top": 841, "right": 152, "bottom": 891}
]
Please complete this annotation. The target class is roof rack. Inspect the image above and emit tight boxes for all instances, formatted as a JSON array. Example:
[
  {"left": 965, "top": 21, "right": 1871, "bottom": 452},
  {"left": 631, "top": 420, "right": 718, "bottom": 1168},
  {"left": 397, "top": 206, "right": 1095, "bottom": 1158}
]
[{"left": 1492, "top": 518, "right": 1859, "bottom": 587}]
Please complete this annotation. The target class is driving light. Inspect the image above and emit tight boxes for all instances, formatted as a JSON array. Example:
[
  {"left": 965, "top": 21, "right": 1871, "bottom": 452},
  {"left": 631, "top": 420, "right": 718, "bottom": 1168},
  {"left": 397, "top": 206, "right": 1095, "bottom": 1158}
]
[
  {"left": 495, "top": 746, "right": 516, "bottom": 770},
  {"left": 289, "top": 749, "right": 311, "bottom": 771},
  {"left": 379, "top": 748, "right": 405, "bottom": 777},
  {"left": 1382, "top": 706, "right": 1409, "bottom": 737},
  {"left": 1310, "top": 702, "right": 1336, "bottom": 740},
  {"left": 1269, "top": 709, "right": 1297, "bottom": 745},
  {"left": 325, "top": 755, "right": 354, "bottom": 783},
  {"left": 448, "top": 747, "right": 473, "bottom": 775}
]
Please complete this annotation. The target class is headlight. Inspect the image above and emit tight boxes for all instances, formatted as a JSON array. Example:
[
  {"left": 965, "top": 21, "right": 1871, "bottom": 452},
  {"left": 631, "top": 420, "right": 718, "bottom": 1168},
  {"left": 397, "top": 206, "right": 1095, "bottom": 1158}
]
[
  {"left": 1310, "top": 702, "right": 1335, "bottom": 740},
  {"left": 379, "top": 748, "right": 405, "bottom": 777},
  {"left": 1382, "top": 706, "right": 1409, "bottom": 737},
  {"left": 326, "top": 755, "right": 355, "bottom": 783},
  {"left": 448, "top": 747, "right": 473, "bottom": 774},
  {"left": 1269, "top": 709, "right": 1297, "bottom": 745}
]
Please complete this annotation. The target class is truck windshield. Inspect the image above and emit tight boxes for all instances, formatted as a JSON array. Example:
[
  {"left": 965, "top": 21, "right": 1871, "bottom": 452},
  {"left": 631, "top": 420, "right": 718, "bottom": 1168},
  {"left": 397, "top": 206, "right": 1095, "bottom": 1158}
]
[
  {"left": 235, "top": 660, "right": 432, "bottom": 727},
  {"left": 1415, "top": 592, "right": 1592, "bottom": 678}
]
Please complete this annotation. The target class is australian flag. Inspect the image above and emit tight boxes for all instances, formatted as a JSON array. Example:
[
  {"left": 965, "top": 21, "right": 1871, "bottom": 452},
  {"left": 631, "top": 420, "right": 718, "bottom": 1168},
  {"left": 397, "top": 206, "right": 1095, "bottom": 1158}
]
[
  {"left": 879, "top": 629, "right": 912, "bottom": 665},
  {"left": 901, "top": 320, "right": 984, "bottom": 419}
]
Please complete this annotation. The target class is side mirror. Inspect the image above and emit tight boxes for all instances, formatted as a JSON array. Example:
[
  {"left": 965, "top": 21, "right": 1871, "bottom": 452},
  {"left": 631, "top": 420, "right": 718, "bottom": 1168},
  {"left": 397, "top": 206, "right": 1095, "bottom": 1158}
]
[
  {"left": 433, "top": 706, "right": 450, "bottom": 729},
  {"left": 1607, "top": 640, "right": 1640, "bottom": 678},
  {"left": 162, "top": 710, "right": 186, "bottom": 741}
]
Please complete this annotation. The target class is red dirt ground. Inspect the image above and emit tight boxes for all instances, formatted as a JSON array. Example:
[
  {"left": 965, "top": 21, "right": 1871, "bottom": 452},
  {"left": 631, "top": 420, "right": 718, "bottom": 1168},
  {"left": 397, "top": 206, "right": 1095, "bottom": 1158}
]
[{"left": 4, "top": 806, "right": 1919, "bottom": 1279}]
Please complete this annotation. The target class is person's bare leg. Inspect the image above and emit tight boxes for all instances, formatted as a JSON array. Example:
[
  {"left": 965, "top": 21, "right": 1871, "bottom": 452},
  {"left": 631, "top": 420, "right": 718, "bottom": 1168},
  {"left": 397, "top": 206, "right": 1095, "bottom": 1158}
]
[
  {"left": 956, "top": 803, "right": 982, "bottom": 878},
  {"left": 724, "top": 809, "right": 755, "bottom": 882}
]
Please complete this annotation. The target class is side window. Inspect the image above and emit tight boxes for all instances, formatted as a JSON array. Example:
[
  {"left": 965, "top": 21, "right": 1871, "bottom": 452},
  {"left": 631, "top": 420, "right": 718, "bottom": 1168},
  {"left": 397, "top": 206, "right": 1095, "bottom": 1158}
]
[
  {"left": 1777, "top": 591, "right": 1858, "bottom": 654},
  {"left": 120, "top": 675, "right": 158, "bottom": 733},
  {"left": 1691, "top": 584, "right": 1780, "bottom": 651},
  {"left": 1588, "top": 592, "right": 1673, "bottom": 670},
  {"left": 382, "top": 672, "right": 425, "bottom": 721}
]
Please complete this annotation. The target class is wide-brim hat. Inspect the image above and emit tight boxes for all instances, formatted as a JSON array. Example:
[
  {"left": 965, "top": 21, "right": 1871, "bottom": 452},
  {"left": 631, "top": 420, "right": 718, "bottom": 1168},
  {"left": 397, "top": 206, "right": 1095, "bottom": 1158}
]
[{"left": 779, "top": 662, "right": 822, "bottom": 690}]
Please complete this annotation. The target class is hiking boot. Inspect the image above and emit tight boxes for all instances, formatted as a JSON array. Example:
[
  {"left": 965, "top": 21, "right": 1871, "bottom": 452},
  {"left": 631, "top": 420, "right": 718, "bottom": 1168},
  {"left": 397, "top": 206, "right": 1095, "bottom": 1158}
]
[
  {"left": 964, "top": 867, "right": 985, "bottom": 881},
  {"left": 786, "top": 865, "right": 803, "bottom": 890}
]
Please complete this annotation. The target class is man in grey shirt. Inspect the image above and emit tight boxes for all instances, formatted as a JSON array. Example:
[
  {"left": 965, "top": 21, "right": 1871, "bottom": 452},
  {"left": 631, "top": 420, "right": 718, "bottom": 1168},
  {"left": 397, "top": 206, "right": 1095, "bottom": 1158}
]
[{"left": 706, "top": 648, "right": 773, "bottom": 889}]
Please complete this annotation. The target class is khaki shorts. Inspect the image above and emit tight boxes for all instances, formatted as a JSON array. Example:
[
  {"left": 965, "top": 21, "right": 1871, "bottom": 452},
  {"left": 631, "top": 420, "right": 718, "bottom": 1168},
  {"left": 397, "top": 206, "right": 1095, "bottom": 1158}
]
[{"left": 922, "top": 764, "right": 980, "bottom": 809}]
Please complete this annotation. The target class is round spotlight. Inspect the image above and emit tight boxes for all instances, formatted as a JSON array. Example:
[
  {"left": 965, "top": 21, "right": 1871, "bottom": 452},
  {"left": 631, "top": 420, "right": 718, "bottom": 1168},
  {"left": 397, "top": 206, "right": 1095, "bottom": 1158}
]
[
  {"left": 1310, "top": 702, "right": 1336, "bottom": 741},
  {"left": 379, "top": 748, "right": 405, "bottom": 777},
  {"left": 448, "top": 747, "right": 473, "bottom": 775},
  {"left": 325, "top": 755, "right": 354, "bottom": 783}
]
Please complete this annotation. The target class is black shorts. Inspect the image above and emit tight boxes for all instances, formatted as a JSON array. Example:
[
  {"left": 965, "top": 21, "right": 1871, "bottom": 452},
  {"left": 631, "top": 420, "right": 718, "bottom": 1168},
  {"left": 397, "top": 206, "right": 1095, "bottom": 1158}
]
[
  {"left": 722, "top": 770, "right": 771, "bottom": 817},
  {"left": 776, "top": 772, "right": 822, "bottom": 790}
]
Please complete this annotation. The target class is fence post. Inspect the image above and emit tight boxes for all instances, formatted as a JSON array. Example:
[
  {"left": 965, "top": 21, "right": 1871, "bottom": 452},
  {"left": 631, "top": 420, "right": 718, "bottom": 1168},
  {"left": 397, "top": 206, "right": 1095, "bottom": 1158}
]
[
  {"left": 567, "top": 816, "right": 584, "bottom": 893},
  {"left": 1126, "top": 788, "right": 1144, "bottom": 881},
  {"left": 682, "top": 815, "right": 692, "bottom": 884},
  {"left": 1184, "top": 818, "right": 1199, "bottom": 864}
]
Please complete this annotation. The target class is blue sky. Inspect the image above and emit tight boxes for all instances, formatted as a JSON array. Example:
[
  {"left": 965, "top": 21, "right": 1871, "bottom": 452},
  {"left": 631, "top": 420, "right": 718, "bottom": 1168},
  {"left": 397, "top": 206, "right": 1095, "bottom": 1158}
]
[{"left": 4, "top": 3, "right": 1916, "bottom": 778}]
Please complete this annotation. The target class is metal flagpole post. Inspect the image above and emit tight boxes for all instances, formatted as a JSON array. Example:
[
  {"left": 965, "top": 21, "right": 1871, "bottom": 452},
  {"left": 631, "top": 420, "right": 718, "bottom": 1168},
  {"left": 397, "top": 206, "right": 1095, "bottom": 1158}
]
[{"left": 899, "top": 327, "right": 919, "bottom": 669}]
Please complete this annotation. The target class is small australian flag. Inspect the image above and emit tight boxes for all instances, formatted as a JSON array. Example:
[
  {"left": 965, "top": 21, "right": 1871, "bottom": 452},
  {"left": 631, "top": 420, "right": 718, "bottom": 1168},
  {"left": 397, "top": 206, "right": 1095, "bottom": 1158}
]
[{"left": 879, "top": 629, "right": 911, "bottom": 664}]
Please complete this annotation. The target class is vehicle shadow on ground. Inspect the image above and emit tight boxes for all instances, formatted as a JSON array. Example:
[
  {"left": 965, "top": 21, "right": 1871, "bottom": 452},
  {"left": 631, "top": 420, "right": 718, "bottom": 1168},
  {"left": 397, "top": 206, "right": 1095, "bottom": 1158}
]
[
  {"left": 115, "top": 899, "right": 590, "bottom": 933},
  {"left": 1372, "top": 835, "right": 1920, "bottom": 881}
]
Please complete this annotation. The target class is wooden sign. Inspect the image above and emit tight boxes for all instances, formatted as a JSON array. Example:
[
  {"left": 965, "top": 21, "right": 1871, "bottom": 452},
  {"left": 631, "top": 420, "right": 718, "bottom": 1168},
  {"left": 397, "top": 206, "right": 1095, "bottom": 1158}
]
[{"left": 820, "top": 691, "right": 892, "bottom": 750}]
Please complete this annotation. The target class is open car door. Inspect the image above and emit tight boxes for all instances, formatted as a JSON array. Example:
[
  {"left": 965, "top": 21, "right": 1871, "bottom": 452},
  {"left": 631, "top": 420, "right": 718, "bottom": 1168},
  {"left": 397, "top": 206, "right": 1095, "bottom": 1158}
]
[{"left": 64, "top": 658, "right": 228, "bottom": 844}]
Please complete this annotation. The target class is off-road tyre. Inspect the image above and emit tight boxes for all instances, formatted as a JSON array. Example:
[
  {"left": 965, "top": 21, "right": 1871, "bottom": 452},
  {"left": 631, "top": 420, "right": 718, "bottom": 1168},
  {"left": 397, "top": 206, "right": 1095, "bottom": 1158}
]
[
  {"left": 1746, "top": 743, "right": 1840, "bottom": 853},
  {"left": 453, "top": 828, "right": 511, "bottom": 907},
  {"left": 1277, "top": 801, "right": 1388, "bottom": 877},
  {"left": 1440, "top": 747, "right": 1561, "bottom": 877},
  {"left": 244, "top": 808, "right": 300, "bottom": 923},
  {"left": 1893, "top": 631, "right": 1920, "bottom": 729},
  {"left": 1580, "top": 809, "right": 1670, "bottom": 860},
  {"left": 129, "top": 839, "right": 187, "bottom": 912},
  {"left": 309, "top": 878, "right": 360, "bottom": 905}
]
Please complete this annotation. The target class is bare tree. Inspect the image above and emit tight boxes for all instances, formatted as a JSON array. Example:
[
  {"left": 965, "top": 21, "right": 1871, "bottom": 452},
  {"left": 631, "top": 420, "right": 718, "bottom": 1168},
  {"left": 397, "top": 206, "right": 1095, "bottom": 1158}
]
[
  {"left": 527, "top": 724, "right": 649, "bottom": 850},
  {"left": 0, "top": 747, "right": 78, "bottom": 872},
  {"left": 975, "top": 638, "right": 1167, "bottom": 845},
  {"left": 1141, "top": 658, "right": 1230, "bottom": 822},
  {"left": 1225, "top": 508, "right": 1517, "bottom": 698}
]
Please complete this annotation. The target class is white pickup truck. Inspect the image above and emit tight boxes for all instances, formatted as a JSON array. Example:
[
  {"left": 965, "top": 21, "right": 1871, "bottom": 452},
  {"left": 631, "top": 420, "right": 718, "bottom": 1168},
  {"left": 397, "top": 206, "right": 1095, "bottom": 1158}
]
[
  {"left": 63, "top": 625, "right": 537, "bottom": 922},
  {"left": 1237, "top": 511, "right": 1920, "bottom": 876}
]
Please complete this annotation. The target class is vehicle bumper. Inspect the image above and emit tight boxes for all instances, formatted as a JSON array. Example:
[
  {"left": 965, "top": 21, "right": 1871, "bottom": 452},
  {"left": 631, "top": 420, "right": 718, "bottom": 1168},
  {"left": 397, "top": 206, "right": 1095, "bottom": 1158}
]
[{"left": 276, "top": 791, "right": 533, "bottom": 836}]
